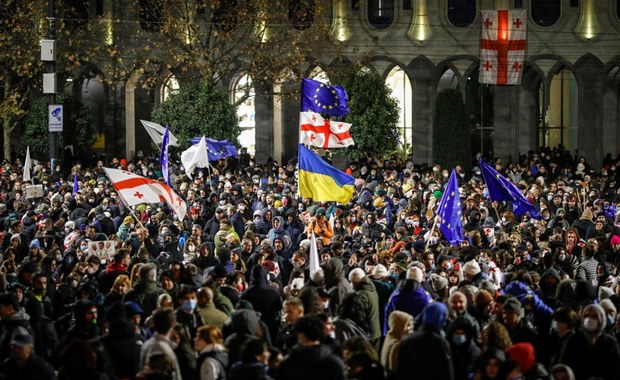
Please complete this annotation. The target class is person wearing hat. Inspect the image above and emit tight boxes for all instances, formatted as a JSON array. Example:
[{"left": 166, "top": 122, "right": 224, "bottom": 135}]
[
  {"left": 307, "top": 208, "right": 333, "bottom": 246},
  {"left": 384, "top": 266, "right": 432, "bottom": 334},
  {"left": 116, "top": 215, "right": 135, "bottom": 242},
  {"left": 348, "top": 268, "right": 381, "bottom": 348},
  {"left": 0, "top": 332, "right": 54, "bottom": 380},
  {"left": 501, "top": 297, "right": 539, "bottom": 347},
  {"left": 370, "top": 264, "right": 395, "bottom": 334}
]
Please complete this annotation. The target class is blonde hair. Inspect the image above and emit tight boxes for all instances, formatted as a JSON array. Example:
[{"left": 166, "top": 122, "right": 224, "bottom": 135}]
[{"left": 196, "top": 325, "right": 224, "bottom": 345}]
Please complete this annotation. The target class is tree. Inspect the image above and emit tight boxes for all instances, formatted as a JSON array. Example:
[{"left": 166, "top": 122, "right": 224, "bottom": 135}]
[
  {"left": 23, "top": 92, "right": 95, "bottom": 159},
  {"left": 332, "top": 67, "right": 401, "bottom": 159},
  {"left": 107, "top": 0, "right": 330, "bottom": 103},
  {"left": 151, "top": 81, "right": 240, "bottom": 151},
  {"left": 433, "top": 89, "right": 471, "bottom": 168}
]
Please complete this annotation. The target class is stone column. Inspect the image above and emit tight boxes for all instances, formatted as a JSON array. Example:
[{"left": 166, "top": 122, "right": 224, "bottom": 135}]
[
  {"left": 493, "top": 85, "right": 518, "bottom": 163},
  {"left": 254, "top": 81, "right": 274, "bottom": 164}
]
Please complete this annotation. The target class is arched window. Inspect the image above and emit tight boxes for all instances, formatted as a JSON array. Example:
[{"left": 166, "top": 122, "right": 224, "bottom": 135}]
[
  {"left": 64, "top": 0, "right": 89, "bottom": 30},
  {"left": 289, "top": 0, "right": 315, "bottom": 30},
  {"left": 368, "top": 0, "right": 394, "bottom": 29},
  {"left": 160, "top": 73, "right": 179, "bottom": 103},
  {"left": 438, "top": 68, "right": 460, "bottom": 92},
  {"left": 211, "top": 0, "right": 237, "bottom": 31},
  {"left": 235, "top": 75, "right": 256, "bottom": 154},
  {"left": 447, "top": 0, "right": 476, "bottom": 27},
  {"left": 531, "top": 0, "right": 561, "bottom": 27},
  {"left": 139, "top": 0, "right": 163, "bottom": 32},
  {"left": 540, "top": 67, "right": 578, "bottom": 150},
  {"left": 385, "top": 67, "right": 413, "bottom": 147}
]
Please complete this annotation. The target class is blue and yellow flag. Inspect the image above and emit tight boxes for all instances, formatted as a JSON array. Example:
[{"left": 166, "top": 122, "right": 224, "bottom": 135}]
[
  {"left": 436, "top": 170, "right": 464, "bottom": 245},
  {"left": 479, "top": 158, "right": 541, "bottom": 219},
  {"left": 298, "top": 144, "right": 355, "bottom": 203},
  {"left": 301, "top": 78, "right": 349, "bottom": 117}
]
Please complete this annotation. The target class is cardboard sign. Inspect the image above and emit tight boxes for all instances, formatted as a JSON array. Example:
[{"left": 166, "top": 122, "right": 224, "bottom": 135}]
[{"left": 24, "top": 185, "right": 44, "bottom": 199}]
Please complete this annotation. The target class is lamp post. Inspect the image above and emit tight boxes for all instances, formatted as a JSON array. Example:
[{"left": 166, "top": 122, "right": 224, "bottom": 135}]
[{"left": 43, "top": 0, "right": 58, "bottom": 173}]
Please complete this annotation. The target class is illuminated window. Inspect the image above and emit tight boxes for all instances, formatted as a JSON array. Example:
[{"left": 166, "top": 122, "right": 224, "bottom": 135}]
[
  {"left": 234, "top": 75, "right": 256, "bottom": 154},
  {"left": 160, "top": 74, "right": 179, "bottom": 103},
  {"left": 385, "top": 67, "right": 413, "bottom": 146}
]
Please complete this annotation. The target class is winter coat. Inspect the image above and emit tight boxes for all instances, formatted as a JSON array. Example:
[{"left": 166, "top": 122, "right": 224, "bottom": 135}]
[
  {"left": 356, "top": 276, "right": 381, "bottom": 341},
  {"left": 277, "top": 344, "right": 346, "bottom": 380},
  {"left": 384, "top": 279, "right": 432, "bottom": 334},
  {"left": 240, "top": 266, "right": 282, "bottom": 342}
]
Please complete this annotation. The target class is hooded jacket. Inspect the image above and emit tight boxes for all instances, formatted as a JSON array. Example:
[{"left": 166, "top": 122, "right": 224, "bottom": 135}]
[
  {"left": 557, "top": 303, "right": 620, "bottom": 380},
  {"left": 381, "top": 311, "right": 412, "bottom": 375},
  {"left": 240, "top": 266, "right": 282, "bottom": 339},
  {"left": 397, "top": 302, "right": 454, "bottom": 380},
  {"left": 321, "top": 258, "right": 353, "bottom": 313},
  {"left": 384, "top": 279, "right": 432, "bottom": 334},
  {"left": 355, "top": 276, "right": 381, "bottom": 340}
]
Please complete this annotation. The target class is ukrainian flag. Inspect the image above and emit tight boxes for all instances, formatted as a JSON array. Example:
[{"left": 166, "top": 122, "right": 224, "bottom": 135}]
[{"left": 298, "top": 144, "right": 355, "bottom": 204}]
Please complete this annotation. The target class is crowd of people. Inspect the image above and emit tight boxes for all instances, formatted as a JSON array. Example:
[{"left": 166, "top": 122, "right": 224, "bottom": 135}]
[{"left": 0, "top": 146, "right": 619, "bottom": 379}]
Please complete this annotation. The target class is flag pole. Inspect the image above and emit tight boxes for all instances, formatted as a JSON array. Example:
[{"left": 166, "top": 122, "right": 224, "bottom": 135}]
[{"left": 425, "top": 214, "right": 439, "bottom": 252}]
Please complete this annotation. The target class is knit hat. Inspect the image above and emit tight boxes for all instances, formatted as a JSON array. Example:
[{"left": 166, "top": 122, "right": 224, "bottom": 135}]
[
  {"left": 372, "top": 264, "right": 389, "bottom": 278},
  {"left": 123, "top": 216, "right": 134, "bottom": 225},
  {"left": 611, "top": 235, "right": 620, "bottom": 245},
  {"left": 64, "top": 221, "right": 75, "bottom": 230},
  {"left": 348, "top": 268, "right": 366, "bottom": 283},
  {"left": 463, "top": 259, "right": 481, "bottom": 277},
  {"left": 580, "top": 208, "right": 594, "bottom": 222},
  {"left": 429, "top": 273, "right": 448, "bottom": 291},
  {"left": 406, "top": 266, "right": 424, "bottom": 282},
  {"left": 474, "top": 289, "right": 494, "bottom": 307},
  {"left": 502, "top": 297, "right": 524, "bottom": 318},
  {"left": 506, "top": 342, "right": 536, "bottom": 373},
  {"left": 29, "top": 239, "right": 40, "bottom": 249}
]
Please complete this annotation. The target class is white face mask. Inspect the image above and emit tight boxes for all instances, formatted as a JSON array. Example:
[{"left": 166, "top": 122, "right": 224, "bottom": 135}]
[
  {"left": 188, "top": 245, "right": 196, "bottom": 252},
  {"left": 582, "top": 317, "right": 599, "bottom": 333}
]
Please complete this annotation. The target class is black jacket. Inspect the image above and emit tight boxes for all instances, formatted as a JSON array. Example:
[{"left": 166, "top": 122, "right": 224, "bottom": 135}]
[{"left": 277, "top": 344, "right": 346, "bottom": 380}]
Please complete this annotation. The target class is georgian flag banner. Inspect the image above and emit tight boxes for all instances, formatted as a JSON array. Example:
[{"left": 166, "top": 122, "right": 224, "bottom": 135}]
[
  {"left": 479, "top": 10, "right": 527, "bottom": 85},
  {"left": 299, "top": 111, "right": 355, "bottom": 148},
  {"left": 103, "top": 167, "right": 187, "bottom": 220}
]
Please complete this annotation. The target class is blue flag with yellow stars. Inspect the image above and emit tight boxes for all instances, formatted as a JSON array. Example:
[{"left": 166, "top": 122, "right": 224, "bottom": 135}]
[
  {"left": 300, "top": 78, "right": 349, "bottom": 117},
  {"left": 436, "top": 169, "right": 464, "bottom": 245},
  {"left": 479, "top": 158, "right": 541, "bottom": 219}
]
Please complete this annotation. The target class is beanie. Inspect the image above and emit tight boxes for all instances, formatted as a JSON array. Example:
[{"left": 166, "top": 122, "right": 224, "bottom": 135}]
[
  {"left": 406, "top": 266, "right": 424, "bottom": 282},
  {"left": 123, "top": 216, "right": 134, "bottom": 225},
  {"left": 611, "top": 235, "right": 620, "bottom": 245},
  {"left": 29, "top": 239, "right": 40, "bottom": 249},
  {"left": 463, "top": 259, "right": 481, "bottom": 277},
  {"left": 429, "top": 273, "right": 448, "bottom": 291},
  {"left": 506, "top": 343, "right": 536, "bottom": 373},
  {"left": 348, "top": 268, "right": 366, "bottom": 283},
  {"left": 474, "top": 289, "right": 494, "bottom": 307},
  {"left": 502, "top": 297, "right": 524, "bottom": 318}
]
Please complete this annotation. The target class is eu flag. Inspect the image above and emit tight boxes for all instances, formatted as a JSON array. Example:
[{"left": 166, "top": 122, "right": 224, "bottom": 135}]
[
  {"left": 479, "top": 158, "right": 541, "bottom": 219},
  {"left": 301, "top": 78, "right": 349, "bottom": 117},
  {"left": 436, "top": 170, "right": 464, "bottom": 245},
  {"left": 188, "top": 137, "right": 239, "bottom": 161},
  {"left": 160, "top": 125, "right": 170, "bottom": 186}
]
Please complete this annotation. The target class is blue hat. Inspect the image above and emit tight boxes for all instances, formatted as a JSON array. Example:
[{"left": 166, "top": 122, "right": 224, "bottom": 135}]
[
  {"left": 123, "top": 301, "right": 144, "bottom": 316},
  {"left": 10, "top": 333, "right": 33, "bottom": 347},
  {"left": 29, "top": 239, "right": 40, "bottom": 249}
]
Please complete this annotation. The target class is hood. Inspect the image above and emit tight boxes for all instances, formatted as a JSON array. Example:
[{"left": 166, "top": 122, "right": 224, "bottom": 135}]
[
  {"left": 582, "top": 303, "right": 606, "bottom": 339},
  {"left": 8, "top": 309, "right": 30, "bottom": 322},
  {"left": 421, "top": 302, "right": 447, "bottom": 331},
  {"left": 387, "top": 310, "right": 412, "bottom": 338},
  {"left": 249, "top": 265, "right": 268, "bottom": 286},
  {"left": 322, "top": 258, "right": 345, "bottom": 287},
  {"left": 359, "top": 276, "right": 376, "bottom": 292},
  {"left": 550, "top": 364, "right": 576, "bottom": 380},
  {"left": 230, "top": 309, "right": 260, "bottom": 336},
  {"left": 272, "top": 216, "right": 285, "bottom": 232},
  {"left": 447, "top": 316, "right": 475, "bottom": 344}
]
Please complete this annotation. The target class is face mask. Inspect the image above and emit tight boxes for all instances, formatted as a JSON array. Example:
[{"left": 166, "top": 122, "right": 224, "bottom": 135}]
[
  {"left": 181, "top": 299, "right": 197, "bottom": 312},
  {"left": 81, "top": 246, "right": 88, "bottom": 252},
  {"left": 459, "top": 173, "right": 465, "bottom": 178},
  {"left": 64, "top": 227, "right": 70, "bottom": 233},
  {"left": 501, "top": 217, "right": 507, "bottom": 224},
  {"left": 558, "top": 253, "right": 566, "bottom": 261},
  {"left": 582, "top": 317, "right": 599, "bottom": 333},
  {"left": 322, "top": 301, "right": 330, "bottom": 310},
  {"left": 443, "top": 173, "right": 449, "bottom": 178},
  {"left": 130, "top": 224, "right": 135, "bottom": 229},
  {"left": 88, "top": 199, "right": 95, "bottom": 203},
  {"left": 55, "top": 254, "right": 62, "bottom": 262},
  {"left": 188, "top": 245, "right": 195, "bottom": 252},
  {"left": 607, "top": 315, "right": 615, "bottom": 328},
  {"left": 219, "top": 200, "right": 226, "bottom": 206},
  {"left": 429, "top": 236, "right": 437, "bottom": 245},
  {"left": 445, "top": 262, "right": 453, "bottom": 271},
  {"left": 452, "top": 334, "right": 467, "bottom": 346}
]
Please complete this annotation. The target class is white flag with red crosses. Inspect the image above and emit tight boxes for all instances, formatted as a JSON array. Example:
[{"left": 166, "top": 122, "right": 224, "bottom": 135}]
[
  {"left": 480, "top": 10, "right": 527, "bottom": 85},
  {"left": 299, "top": 111, "right": 355, "bottom": 148},
  {"left": 103, "top": 167, "right": 186, "bottom": 220}
]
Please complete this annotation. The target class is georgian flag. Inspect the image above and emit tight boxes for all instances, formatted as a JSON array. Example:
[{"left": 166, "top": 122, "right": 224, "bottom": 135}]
[
  {"left": 479, "top": 10, "right": 527, "bottom": 85},
  {"left": 103, "top": 167, "right": 187, "bottom": 220},
  {"left": 299, "top": 111, "right": 354, "bottom": 148}
]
